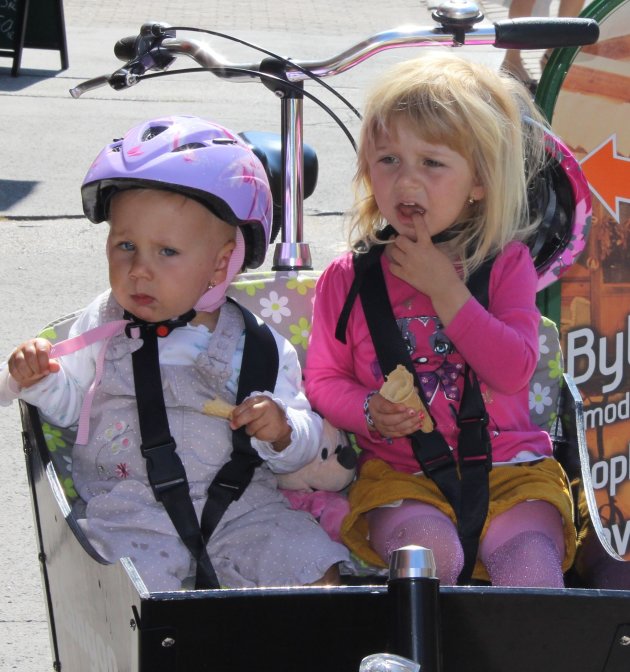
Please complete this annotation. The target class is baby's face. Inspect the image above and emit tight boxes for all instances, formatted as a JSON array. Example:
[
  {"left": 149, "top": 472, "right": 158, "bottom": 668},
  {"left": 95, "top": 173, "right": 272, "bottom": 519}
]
[{"left": 107, "top": 189, "right": 235, "bottom": 322}]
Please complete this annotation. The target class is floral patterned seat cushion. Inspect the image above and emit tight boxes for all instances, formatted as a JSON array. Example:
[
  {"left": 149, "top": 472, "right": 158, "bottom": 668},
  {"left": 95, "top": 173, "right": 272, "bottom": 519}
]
[
  {"left": 530, "top": 316, "right": 564, "bottom": 432},
  {"left": 227, "top": 270, "right": 319, "bottom": 369},
  {"left": 36, "top": 271, "right": 564, "bottom": 504}
]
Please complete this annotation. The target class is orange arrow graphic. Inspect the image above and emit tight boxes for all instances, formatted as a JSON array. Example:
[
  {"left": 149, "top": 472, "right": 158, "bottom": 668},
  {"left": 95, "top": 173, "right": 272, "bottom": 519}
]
[{"left": 581, "top": 135, "right": 630, "bottom": 222}]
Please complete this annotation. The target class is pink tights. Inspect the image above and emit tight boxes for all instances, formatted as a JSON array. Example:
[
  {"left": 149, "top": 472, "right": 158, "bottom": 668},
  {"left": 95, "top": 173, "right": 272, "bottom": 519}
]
[
  {"left": 368, "top": 502, "right": 464, "bottom": 585},
  {"left": 367, "top": 499, "right": 565, "bottom": 587}
]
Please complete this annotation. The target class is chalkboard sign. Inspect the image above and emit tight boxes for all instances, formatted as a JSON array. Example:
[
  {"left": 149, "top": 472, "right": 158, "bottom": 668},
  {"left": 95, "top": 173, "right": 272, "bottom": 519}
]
[
  {"left": 0, "top": 0, "right": 20, "bottom": 52},
  {"left": 0, "top": 0, "right": 68, "bottom": 76}
]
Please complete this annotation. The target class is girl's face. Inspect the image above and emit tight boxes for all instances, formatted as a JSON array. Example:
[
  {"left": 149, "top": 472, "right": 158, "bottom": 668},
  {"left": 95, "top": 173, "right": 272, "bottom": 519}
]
[
  {"left": 367, "top": 116, "right": 485, "bottom": 240},
  {"left": 107, "top": 189, "right": 235, "bottom": 322}
]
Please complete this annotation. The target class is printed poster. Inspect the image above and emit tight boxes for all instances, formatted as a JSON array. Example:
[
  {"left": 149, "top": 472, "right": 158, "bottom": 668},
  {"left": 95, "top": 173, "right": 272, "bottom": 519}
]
[{"left": 543, "top": 0, "right": 630, "bottom": 559}]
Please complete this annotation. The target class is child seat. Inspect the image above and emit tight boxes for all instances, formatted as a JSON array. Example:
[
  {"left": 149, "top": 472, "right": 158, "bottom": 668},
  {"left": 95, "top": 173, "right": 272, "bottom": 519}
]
[{"left": 30, "top": 268, "right": 581, "bottom": 535}]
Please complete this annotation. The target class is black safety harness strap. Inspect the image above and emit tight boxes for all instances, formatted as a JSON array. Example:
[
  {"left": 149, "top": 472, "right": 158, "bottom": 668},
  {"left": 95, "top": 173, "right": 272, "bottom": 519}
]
[
  {"left": 336, "top": 234, "right": 492, "bottom": 584},
  {"left": 128, "top": 299, "right": 278, "bottom": 589},
  {"left": 454, "top": 254, "right": 494, "bottom": 583},
  {"left": 199, "top": 299, "right": 279, "bottom": 545}
]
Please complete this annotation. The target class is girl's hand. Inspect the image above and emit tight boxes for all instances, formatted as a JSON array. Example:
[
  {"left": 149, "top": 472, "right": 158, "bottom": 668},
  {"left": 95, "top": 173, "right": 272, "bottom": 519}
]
[
  {"left": 368, "top": 392, "right": 426, "bottom": 439},
  {"left": 388, "top": 212, "right": 471, "bottom": 325},
  {"left": 8, "top": 338, "right": 60, "bottom": 388},
  {"left": 230, "top": 395, "right": 292, "bottom": 452}
]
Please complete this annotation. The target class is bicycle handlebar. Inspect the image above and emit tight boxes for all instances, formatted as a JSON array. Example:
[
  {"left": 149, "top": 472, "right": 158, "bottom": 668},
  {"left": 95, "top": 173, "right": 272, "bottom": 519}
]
[
  {"left": 69, "top": 12, "right": 599, "bottom": 98},
  {"left": 67, "top": 2, "right": 599, "bottom": 269},
  {"left": 493, "top": 17, "right": 600, "bottom": 49}
]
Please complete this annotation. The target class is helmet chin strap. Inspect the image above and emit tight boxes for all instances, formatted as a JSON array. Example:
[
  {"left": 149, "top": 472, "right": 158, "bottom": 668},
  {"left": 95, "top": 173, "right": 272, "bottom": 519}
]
[
  {"left": 194, "top": 228, "right": 246, "bottom": 314},
  {"left": 124, "top": 227, "right": 247, "bottom": 328}
]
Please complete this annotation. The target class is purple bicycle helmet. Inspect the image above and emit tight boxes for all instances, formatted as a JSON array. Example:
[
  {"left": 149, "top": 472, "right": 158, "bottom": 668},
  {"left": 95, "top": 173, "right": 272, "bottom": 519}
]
[{"left": 81, "top": 115, "right": 272, "bottom": 268}]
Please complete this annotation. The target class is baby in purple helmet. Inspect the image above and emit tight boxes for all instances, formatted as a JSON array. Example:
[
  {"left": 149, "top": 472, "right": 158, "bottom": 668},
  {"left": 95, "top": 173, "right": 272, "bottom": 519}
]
[{"left": 0, "top": 116, "right": 349, "bottom": 591}]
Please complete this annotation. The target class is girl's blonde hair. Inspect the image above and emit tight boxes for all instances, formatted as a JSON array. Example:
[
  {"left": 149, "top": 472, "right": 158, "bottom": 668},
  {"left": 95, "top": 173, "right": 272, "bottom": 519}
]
[{"left": 351, "top": 53, "right": 549, "bottom": 279}]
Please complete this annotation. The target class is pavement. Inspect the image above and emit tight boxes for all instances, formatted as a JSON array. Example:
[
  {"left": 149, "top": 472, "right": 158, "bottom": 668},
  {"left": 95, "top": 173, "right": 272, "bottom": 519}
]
[{"left": 0, "top": 0, "right": 527, "bottom": 668}]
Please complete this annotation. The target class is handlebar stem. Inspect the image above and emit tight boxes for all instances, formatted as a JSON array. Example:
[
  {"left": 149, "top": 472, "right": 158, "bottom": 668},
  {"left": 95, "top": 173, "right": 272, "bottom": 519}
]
[{"left": 273, "top": 94, "right": 312, "bottom": 270}]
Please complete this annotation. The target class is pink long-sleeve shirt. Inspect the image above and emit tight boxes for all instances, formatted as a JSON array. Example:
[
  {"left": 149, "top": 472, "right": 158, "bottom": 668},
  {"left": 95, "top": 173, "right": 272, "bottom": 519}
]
[{"left": 304, "top": 241, "right": 553, "bottom": 473}]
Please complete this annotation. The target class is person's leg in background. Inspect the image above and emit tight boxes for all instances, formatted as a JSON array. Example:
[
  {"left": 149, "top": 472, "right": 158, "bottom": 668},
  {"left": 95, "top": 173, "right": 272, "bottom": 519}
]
[
  {"left": 500, "top": 0, "right": 585, "bottom": 91},
  {"left": 500, "top": 0, "right": 538, "bottom": 91},
  {"left": 541, "top": 0, "right": 586, "bottom": 68}
]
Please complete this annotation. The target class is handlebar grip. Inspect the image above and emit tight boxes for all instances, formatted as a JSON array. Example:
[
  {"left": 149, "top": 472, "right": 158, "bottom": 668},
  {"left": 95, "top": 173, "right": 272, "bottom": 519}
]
[
  {"left": 114, "top": 35, "right": 138, "bottom": 62},
  {"left": 494, "top": 17, "right": 599, "bottom": 49},
  {"left": 69, "top": 75, "right": 111, "bottom": 99}
]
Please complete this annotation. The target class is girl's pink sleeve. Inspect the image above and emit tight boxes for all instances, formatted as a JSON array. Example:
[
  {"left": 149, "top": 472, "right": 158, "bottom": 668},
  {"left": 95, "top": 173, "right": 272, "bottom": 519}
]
[
  {"left": 304, "top": 260, "right": 372, "bottom": 435},
  {"left": 444, "top": 242, "right": 540, "bottom": 394}
]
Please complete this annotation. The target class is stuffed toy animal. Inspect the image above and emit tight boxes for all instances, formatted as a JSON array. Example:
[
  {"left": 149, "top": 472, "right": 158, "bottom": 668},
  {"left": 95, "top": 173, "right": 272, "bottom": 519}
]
[{"left": 277, "top": 420, "right": 357, "bottom": 542}]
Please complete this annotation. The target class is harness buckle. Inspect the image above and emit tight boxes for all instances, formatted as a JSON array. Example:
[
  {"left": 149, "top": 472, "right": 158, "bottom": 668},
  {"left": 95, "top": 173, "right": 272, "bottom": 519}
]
[
  {"left": 213, "top": 477, "right": 244, "bottom": 494},
  {"left": 141, "top": 439, "right": 189, "bottom": 501},
  {"left": 124, "top": 320, "right": 144, "bottom": 339},
  {"left": 410, "top": 429, "right": 457, "bottom": 477},
  {"left": 209, "top": 450, "right": 263, "bottom": 502},
  {"left": 124, "top": 309, "right": 197, "bottom": 339},
  {"left": 457, "top": 412, "right": 492, "bottom": 471},
  {"left": 423, "top": 452, "right": 455, "bottom": 472}
]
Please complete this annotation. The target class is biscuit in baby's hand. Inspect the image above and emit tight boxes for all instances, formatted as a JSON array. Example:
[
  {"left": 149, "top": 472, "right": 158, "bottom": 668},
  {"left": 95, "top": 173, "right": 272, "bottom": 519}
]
[
  {"left": 202, "top": 396, "right": 236, "bottom": 420},
  {"left": 379, "top": 364, "right": 433, "bottom": 433}
]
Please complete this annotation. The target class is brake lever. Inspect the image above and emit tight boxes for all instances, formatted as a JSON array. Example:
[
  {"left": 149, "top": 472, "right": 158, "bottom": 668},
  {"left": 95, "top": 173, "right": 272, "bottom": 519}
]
[
  {"left": 70, "top": 22, "right": 177, "bottom": 98},
  {"left": 68, "top": 67, "right": 143, "bottom": 98},
  {"left": 69, "top": 75, "right": 112, "bottom": 99}
]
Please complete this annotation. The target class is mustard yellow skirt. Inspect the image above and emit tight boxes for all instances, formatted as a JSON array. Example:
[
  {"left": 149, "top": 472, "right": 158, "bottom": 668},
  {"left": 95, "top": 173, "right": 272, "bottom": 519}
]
[{"left": 341, "top": 458, "right": 577, "bottom": 582}]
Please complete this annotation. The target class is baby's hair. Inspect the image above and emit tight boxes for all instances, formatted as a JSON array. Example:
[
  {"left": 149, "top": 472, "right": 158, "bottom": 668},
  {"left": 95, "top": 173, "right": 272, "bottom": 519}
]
[{"left": 350, "top": 53, "right": 549, "bottom": 279}]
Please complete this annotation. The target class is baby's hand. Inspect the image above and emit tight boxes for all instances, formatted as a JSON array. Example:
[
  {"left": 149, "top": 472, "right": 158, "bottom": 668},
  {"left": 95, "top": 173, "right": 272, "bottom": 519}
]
[
  {"left": 8, "top": 338, "right": 60, "bottom": 388},
  {"left": 230, "top": 395, "right": 292, "bottom": 452},
  {"left": 368, "top": 392, "right": 425, "bottom": 439}
]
